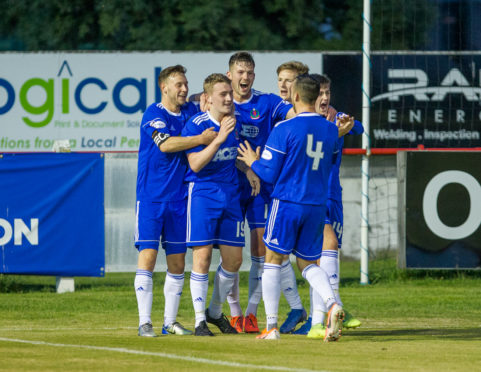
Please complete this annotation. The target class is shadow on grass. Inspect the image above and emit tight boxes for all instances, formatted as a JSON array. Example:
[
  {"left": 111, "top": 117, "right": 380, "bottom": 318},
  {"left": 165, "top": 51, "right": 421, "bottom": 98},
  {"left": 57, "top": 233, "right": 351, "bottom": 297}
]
[
  {"left": 0, "top": 274, "right": 136, "bottom": 293},
  {"left": 347, "top": 327, "right": 481, "bottom": 340}
]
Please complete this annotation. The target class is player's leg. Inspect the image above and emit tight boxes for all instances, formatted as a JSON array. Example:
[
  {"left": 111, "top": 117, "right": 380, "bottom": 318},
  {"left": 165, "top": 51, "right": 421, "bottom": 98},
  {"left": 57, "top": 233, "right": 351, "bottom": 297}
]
[
  {"left": 135, "top": 248, "right": 158, "bottom": 337},
  {"left": 306, "top": 283, "right": 327, "bottom": 339},
  {"left": 293, "top": 204, "right": 344, "bottom": 342},
  {"left": 322, "top": 199, "right": 361, "bottom": 329},
  {"left": 257, "top": 199, "right": 299, "bottom": 340},
  {"left": 226, "top": 185, "right": 250, "bottom": 328},
  {"left": 161, "top": 199, "right": 193, "bottom": 335},
  {"left": 226, "top": 271, "right": 243, "bottom": 331},
  {"left": 206, "top": 244, "right": 242, "bottom": 334},
  {"left": 206, "top": 188, "right": 244, "bottom": 334},
  {"left": 186, "top": 182, "right": 222, "bottom": 336},
  {"left": 279, "top": 254, "right": 306, "bottom": 334},
  {"left": 243, "top": 226, "right": 264, "bottom": 333},
  {"left": 134, "top": 200, "right": 163, "bottom": 337},
  {"left": 191, "top": 245, "right": 214, "bottom": 336}
]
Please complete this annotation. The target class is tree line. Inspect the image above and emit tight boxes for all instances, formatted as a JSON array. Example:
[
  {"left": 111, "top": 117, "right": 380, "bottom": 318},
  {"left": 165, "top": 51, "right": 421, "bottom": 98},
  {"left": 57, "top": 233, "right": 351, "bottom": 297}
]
[{"left": 0, "top": 0, "right": 435, "bottom": 51}]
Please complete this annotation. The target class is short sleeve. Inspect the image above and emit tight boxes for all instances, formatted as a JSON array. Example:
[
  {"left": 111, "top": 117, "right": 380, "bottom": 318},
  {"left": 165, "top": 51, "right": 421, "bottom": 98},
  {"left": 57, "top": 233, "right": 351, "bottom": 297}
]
[{"left": 182, "top": 119, "right": 205, "bottom": 154}]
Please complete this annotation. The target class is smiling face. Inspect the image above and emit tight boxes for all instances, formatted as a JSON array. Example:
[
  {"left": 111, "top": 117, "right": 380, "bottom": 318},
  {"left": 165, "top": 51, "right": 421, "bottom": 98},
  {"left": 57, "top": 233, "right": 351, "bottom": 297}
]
[
  {"left": 227, "top": 61, "right": 255, "bottom": 102},
  {"left": 277, "top": 69, "right": 298, "bottom": 101},
  {"left": 161, "top": 72, "right": 188, "bottom": 111},
  {"left": 207, "top": 82, "right": 234, "bottom": 117},
  {"left": 315, "top": 83, "right": 331, "bottom": 116}
]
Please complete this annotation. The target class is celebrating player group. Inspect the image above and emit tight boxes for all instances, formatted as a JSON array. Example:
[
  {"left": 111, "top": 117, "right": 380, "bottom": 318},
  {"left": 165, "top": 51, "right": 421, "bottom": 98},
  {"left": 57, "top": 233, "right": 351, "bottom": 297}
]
[{"left": 133, "top": 52, "right": 363, "bottom": 342}]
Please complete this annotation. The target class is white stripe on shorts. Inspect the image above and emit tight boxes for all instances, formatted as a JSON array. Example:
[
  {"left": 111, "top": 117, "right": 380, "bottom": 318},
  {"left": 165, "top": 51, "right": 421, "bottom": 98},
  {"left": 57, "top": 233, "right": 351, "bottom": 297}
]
[
  {"left": 135, "top": 201, "right": 140, "bottom": 242},
  {"left": 265, "top": 198, "right": 279, "bottom": 244},
  {"left": 186, "top": 182, "right": 194, "bottom": 243}
]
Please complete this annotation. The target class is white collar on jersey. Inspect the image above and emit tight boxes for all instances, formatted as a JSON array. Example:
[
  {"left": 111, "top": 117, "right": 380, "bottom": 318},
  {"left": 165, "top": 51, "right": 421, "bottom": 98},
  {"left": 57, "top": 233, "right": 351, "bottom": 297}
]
[
  {"left": 158, "top": 103, "right": 182, "bottom": 117},
  {"left": 297, "top": 112, "right": 322, "bottom": 117},
  {"left": 207, "top": 111, "right": 221, "bottom": 126},
  {"left": 233, "top": 91, "right": 254, "bottom": 105}
]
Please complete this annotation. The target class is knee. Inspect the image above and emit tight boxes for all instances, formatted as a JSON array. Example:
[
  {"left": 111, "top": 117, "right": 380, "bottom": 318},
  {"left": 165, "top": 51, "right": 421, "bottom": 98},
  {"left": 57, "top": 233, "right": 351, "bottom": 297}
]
[{"left": 222, "top": 256, "right": 242, "bottom": 272}]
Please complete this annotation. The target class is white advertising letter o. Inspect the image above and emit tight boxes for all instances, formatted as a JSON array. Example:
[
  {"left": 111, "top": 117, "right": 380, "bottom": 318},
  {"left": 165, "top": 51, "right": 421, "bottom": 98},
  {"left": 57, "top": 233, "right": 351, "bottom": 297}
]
[
  {"left": 0, "top": 219, "right": 13, "bottom": 245},
  {"left": 422, "top": 170, "right": 481, "bottom": 240}
]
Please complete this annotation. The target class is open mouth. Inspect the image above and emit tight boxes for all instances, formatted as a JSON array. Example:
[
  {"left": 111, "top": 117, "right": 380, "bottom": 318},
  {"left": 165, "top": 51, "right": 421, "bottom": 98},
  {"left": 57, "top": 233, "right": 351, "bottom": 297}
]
[{"left": 240, "top": 83, "right": 249, "bottom": 90}]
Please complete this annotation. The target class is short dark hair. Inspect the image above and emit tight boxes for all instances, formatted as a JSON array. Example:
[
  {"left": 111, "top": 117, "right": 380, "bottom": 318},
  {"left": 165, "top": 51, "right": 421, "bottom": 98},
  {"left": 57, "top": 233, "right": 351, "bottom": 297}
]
[
  {"left": 276, "top": 61, "right": 309, "bottom": 76},
  {"left": 293, "top": 74, "right": 321, "bottom": 104},
  {"left": 310, "top": 73, "right": 331, "bottom": 87},
  {"left": 203, "top": 73, "right": 232, "bottom": 95},
  {"left": 158, "top": 65, "right": 186, "bottom": 87},
  {"left": 229, "top": 51, "right": 255, "bottom": 69}
]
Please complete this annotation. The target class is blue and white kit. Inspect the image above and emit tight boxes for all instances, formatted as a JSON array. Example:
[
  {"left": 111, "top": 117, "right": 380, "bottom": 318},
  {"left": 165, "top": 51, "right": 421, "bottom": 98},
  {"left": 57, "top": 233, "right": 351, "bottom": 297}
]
[
  {"left": 135, "top": 101, "right": 198, "bottom": 254},
  {"left": 182, "top": 111, "right": 244, "bottom": 247},
  {"left": 324, "top": 113, "right": 364, "bottom": 248},
  {"left": 234, "top": 90, "right": 292, "bottom": 230},
  {"left": 251, "top": 112, "right": 339, "bottom": 260}
]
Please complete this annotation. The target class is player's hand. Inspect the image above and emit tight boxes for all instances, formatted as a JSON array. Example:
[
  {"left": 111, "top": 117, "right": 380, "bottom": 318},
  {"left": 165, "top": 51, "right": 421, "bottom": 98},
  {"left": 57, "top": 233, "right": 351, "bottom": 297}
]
[
  {"left": 217, "top": 115, "right": 236, "bottom": 143},
  {"left": 336, "top": 114, "right": 354, "bottom": 137},
  {"left": 246, "top": 168, "right": 260, "bottom": 196},
  {"left": 200, "top": 127, "right": 218, "bottom": 145},
  {"left": 327, "top": 105, "right": 338, "bottom": 122},
  {"left": 237, "top": 140, "right": 258, "bottom": 168}
]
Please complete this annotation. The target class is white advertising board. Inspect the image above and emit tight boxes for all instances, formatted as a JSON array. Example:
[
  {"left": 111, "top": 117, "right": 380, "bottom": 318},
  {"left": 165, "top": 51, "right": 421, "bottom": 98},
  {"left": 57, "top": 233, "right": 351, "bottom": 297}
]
[{"left": 0, "top": 52, "right": 322, "bottom": 152}]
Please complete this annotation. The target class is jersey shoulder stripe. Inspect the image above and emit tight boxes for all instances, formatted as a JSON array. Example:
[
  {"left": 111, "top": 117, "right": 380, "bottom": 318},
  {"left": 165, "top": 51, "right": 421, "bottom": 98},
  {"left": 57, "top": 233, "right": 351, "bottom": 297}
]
[
  {"left": 265, "top": 144, "right": 286, "bottom": 155},
  {"left": 271, "top": 98, "right": 290, "bottom": 119},
  {"left": 273, "top": 116, "right": 295, "bottom": 128},
  {"left": 192, "top": 112, "right": 209, "bottom": 125}
]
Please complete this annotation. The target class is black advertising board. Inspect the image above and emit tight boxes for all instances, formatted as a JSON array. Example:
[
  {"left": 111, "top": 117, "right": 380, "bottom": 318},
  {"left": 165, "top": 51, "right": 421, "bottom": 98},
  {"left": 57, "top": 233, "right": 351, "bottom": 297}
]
[
  {"left": 398, "top": 151, "right": 481, "bottom": 269},
  {"left": 323, "top": 53, "right": 481, "bottom": 148}
]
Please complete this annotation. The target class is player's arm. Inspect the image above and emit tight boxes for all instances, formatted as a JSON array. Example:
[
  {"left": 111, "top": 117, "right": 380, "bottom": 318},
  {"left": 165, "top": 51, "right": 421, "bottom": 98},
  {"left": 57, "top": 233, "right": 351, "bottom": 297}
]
[
  {"left": 238, "top": 141, "right": 284, "bottom": 185},
  {"left": 349, "top": 119, "right": 364, "bottom": 135},
  {"left": 236, "top": 153, "right": 261, "bottom": 196},
  {"left": 186, "top": 116, "right": 236, "bottom": 173},
  {"left": 153, "top": 128, "right": 217, "bottom": 153},
  {"left": 336, "top": 114, "right": 355, "bottom": 137}
]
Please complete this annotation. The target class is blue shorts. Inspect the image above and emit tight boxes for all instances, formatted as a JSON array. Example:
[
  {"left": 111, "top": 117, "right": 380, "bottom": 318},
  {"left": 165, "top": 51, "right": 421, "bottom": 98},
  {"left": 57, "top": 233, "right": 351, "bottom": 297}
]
[
  {"left": 240, "top": 177, "right": 271, "bottom": 230},
  {"left": 186, "top": 182, "right": 244, "bottom": 247},
  {"left": 134, "top": 199, "right": 187, "bottom": 255},
  {"left": 325, "top": 198, "right": 343, "bottom": 248},
  {"left": 263, "top": 198, "right": 326, "bottom": 261}
]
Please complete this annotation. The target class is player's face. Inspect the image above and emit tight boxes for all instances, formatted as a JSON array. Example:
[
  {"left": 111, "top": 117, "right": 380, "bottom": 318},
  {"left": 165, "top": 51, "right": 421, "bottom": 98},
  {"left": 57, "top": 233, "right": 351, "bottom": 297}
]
[
  {"left": 227, "top": 62, "right": 255, "bottom": 100},
  {"left": 277, "top": 69, "right": 297, "bottom": 101},
  {"left": 315, "top": 84, "right": 331, "bottom": 116},
  {"left": 162, "top": 73, "right": 188, "bottom": 108},
  {"left": 208, "top": 82, "right": 233, "bottom": 116}
]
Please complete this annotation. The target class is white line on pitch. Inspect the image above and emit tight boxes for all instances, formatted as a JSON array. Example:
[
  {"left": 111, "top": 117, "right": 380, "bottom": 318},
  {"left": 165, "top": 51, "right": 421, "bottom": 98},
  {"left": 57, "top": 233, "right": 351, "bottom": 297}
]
[
  {"left": 0, "top": 326, "right": 137, "bottom": 331},
  {"left": 0, "top": 337, "right": 326, "bottom": 372}
]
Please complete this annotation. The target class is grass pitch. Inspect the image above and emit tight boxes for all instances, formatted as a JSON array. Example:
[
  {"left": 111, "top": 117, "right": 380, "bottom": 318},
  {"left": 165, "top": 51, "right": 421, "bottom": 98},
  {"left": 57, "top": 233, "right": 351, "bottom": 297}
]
[{"left": 1, "top": 259, "right": 481, "bottom": 371}]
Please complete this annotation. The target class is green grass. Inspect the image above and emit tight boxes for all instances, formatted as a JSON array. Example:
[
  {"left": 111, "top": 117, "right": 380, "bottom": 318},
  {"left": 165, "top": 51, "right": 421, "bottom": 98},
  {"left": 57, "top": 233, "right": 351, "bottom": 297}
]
[{"left": 1, "top": 260, "right": 481, "bottom": 371}]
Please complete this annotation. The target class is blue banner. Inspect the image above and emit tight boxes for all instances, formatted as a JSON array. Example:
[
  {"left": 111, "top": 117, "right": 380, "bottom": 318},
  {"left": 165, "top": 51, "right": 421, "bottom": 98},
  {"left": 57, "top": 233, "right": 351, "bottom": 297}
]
[{"left": 0, "top": 153, "right": 104, "bottom": 276}]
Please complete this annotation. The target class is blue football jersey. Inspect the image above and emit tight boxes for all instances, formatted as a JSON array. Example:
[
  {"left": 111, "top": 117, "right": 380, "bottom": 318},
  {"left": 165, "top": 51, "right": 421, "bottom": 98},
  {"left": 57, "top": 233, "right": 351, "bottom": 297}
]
[
  {"left": 182, "top": 111, "right": 241, "bottom": 185},
  {"left": 327, "top": 114, "right": 364, "bottom": 201},
  {"left": 136, "top": 102, "right": 199, "bottom": 202},
  {"left": 234, "top": 89, "right": 292, "bottom": 149},
  {"left": 251, "top": 112, "right": 339, "bottom": 205}
]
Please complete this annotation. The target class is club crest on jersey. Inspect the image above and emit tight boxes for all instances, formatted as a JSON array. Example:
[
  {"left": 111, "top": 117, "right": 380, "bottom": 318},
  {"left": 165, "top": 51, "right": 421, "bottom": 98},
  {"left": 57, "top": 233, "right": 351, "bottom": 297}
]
[{"left": 250, "top": 108, "right": 260, "bottom": 119}]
